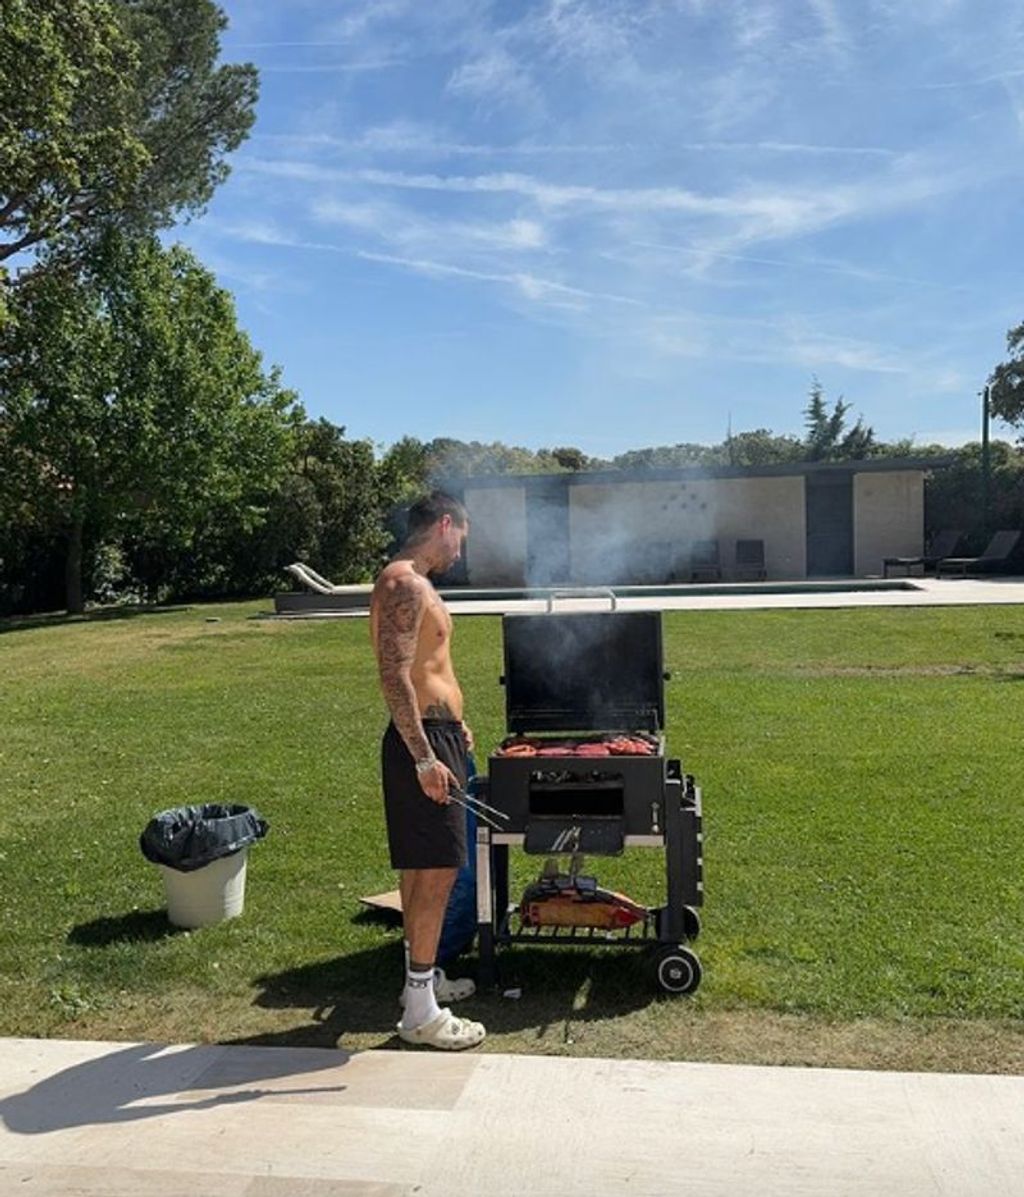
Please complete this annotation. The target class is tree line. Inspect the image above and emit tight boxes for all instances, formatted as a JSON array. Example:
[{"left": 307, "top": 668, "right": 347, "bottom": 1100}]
[{"left": 2, "top": 2, "right": 1024, "bottom": 615}]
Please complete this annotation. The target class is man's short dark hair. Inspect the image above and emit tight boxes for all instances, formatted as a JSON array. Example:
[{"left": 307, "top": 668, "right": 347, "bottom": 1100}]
[{"left": 406, "top": 490, "right": 468, "bottom": 539}]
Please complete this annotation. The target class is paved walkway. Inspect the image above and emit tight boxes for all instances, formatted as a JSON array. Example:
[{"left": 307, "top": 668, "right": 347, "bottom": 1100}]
[{"left": 1, "top": 1036, "right": 1022, "bottom": 1196}]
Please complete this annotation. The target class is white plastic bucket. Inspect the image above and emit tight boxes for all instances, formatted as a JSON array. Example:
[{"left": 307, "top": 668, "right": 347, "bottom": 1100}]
[{"left": 158, "top": 848, "right": 248, "bottom": 929}]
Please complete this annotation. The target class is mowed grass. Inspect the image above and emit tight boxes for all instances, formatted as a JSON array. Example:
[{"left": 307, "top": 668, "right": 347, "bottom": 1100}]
[{"left": 1, "top": 600, "right": 1023, "bottom": 1072}]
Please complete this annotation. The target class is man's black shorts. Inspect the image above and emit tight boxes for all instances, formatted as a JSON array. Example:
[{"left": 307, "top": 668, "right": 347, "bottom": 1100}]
[{"left": 381, "top": 719, "right": 468, "bottom": 870}]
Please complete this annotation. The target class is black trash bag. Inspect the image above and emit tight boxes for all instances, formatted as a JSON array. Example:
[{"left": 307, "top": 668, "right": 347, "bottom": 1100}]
[{"left": 140, "top": 803, "right": 268, "bottom": 873}]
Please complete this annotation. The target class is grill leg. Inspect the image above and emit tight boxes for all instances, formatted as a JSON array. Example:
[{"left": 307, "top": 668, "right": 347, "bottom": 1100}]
[
  {"left": 680, "top": 779, "right": 704, "bottom": 909},
  {"left": 662, "top": 773, "right": 685, "bottom": 942},
  {"left": 494, "top": 842, "right": 509, "bottom": 929},
  {"left": 476, "top": 824, "right": 496, "bottom": 986}
]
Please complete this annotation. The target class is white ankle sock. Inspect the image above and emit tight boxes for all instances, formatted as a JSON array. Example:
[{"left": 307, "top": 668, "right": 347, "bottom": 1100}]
[
  {"left": 404, "top": 940, "right": 439, "bottom": 987},
  {"left": 400, "top": 965, "right": 441, "bottom": 1031}
]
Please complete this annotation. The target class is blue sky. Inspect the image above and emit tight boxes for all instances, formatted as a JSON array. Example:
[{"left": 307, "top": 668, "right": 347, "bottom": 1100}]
[{"left": 180, "top": 0, "right": 1024, "bottom": 457}]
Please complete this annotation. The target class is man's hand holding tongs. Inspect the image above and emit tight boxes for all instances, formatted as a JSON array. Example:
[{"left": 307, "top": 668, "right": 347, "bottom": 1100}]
[{"left": 447, "top": 785, "right": 510, "bottom": 830}]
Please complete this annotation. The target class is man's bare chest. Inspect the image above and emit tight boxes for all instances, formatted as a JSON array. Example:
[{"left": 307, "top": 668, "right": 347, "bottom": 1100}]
[{"left": 421, "top": 591, "right": 452, "bottom": 644}]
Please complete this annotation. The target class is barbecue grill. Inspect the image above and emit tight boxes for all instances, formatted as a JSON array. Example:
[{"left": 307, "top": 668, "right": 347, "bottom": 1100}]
[{"left": 473, "top": 599, "right": 704, "bottom": 994}]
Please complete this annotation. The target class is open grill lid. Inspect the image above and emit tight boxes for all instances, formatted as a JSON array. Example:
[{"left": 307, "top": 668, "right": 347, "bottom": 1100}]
[{"left": 501, "top": 611, "right": 666, "bottom": 734}]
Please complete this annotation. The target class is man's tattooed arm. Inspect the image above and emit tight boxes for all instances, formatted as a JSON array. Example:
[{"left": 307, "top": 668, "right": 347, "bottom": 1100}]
[{"left": 376, "top": 573, "right": 434, "bottom": 761}]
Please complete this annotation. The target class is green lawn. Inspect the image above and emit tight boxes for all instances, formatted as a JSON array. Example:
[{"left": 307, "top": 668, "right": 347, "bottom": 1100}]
[{"left": 2, "top": 600, "right": 1023, "bottom": 1071}]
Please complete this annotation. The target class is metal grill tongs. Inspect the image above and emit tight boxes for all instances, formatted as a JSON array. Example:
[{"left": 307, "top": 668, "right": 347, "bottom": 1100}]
[{"left": 447, "top": 786, "right": 510, "bottom": 830}]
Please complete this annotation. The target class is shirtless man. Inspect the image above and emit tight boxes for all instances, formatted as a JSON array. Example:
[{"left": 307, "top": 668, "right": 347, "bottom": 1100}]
[{"left": 369, "top": 491, "right": 485, "bottom": 1051}]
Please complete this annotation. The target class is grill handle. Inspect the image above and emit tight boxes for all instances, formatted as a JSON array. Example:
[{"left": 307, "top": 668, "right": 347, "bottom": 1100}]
[{"left": 545, "top": 587, "right": 618, "bottom": 612}]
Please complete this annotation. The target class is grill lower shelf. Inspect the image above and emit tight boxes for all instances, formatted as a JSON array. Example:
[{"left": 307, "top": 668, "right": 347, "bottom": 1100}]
[{"left": 498, "top": 904, "right": 661, "bottom": 948}]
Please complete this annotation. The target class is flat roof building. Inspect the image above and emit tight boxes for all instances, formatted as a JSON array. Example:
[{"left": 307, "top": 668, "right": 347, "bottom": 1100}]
[{"left": 443, "top": 458, "right": 951, "bottom": 585}]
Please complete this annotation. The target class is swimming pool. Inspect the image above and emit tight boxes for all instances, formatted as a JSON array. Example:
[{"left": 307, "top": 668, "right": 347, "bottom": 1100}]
[{"left": 438, "top": 579, "right": 922, "bottom": 603}]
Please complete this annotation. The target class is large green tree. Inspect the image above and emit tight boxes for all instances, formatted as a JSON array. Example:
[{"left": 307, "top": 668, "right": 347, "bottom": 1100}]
[
  {"left": 0, "top": 233, "right": 299, "bottom": 612},
  {"left": 379, "top": 436, "right": 430, "bottom": 501},
  {"left": 422, "top": 437, "right": 563, "bottom": 478},
  {"left": 721, "top": 428, "right": 804, "bottom": 467},
  {"left": 925, "top": 441, "right": 1024, "bottom": 549},
  {"left": 989, "top": 320, "right": 1024, "bottom": 427},
  {"left": 295, "top": 419, "right": 393, "bottom": 582},
  {"left": 0, "top": 0, "right": 256, "bottom": 267},
  {"left": 610, "top": 443, "right": 716, "bottom": 470}
]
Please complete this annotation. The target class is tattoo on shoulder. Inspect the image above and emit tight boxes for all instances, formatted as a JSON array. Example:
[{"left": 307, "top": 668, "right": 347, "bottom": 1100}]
[
  {"left": 378, "top": 573, "right": 424, "bottom": 634},
  {"left": 423, "top": 701, "right": 456, "bottom": 720}
]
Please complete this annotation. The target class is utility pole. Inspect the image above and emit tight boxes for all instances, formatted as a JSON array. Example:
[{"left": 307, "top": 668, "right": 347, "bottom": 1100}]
[{"left": 981, "top": 384, "right": 991, "bottom": 535}]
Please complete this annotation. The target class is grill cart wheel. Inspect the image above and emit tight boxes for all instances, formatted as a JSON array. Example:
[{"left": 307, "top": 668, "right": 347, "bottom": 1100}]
[{"left": 653, "top": 944, "right": 702, "bottom": 995}]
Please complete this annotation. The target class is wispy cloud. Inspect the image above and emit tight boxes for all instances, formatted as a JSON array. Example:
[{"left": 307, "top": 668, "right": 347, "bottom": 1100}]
[
  {"left": 312, "top": 196, "right": 548, "bottom": 253},
  {"left": 782, "top": 330, "right": 908, "bottom": 374},
  {"left": 258, "top": 60, "right": 402, "bottom": 74},
  {"left": 732, "top": 1, "right": 779, "bottom": 50},
  {"left": 206, "top": 220, "right": 346, "bottom": 256},
  {"left": 253, "top": 129, "right": 623, "bottom": 156},
  {"left": 929, "top": 369, "right": 968, "bottom": 393},
  {"left": 682, "top": 140, "right": 898, "bottom": 157},
  {"left": 320, "top": 0, "right": 413, "bottom": 42},
  {"left": 528, "top": 0, "right": 651, "bottom": 72},
  {"left": 239, "top": 150, "right": 980, "bottom": 261},
  {"left": 445, "top": 48, "right": 542, "bottom": 111},
  {"left": 631, "top": 240, "right": 968, "bottom": 292},
  {"left": 356, "top": 251, "right": 644, "bottom": 310},
  {"left": 207, "top": 218, "right": 630, "bottom": 313},
  {"left": 252, "top": 129, "right": 898, "bottom": 159},
  {"left": 618, "top": 306, "right": 912, "bottom": 377},
  {"left": 202, "top": 252, "right": 300, "bottom": 296},
  {"left": 904, "top": 68, "right": 1024, "bottom": 91},
  {"left": 805, "top": 0, "right": 853, "bottom": 63},
  {"left": 224, "top": 41, "right": 367, "bottom": 48},
  {"left": 240, "top": 157, "right": 851, "bottom": 223}
]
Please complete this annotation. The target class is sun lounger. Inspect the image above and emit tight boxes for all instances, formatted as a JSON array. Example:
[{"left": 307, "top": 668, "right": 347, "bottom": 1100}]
[
  {"left": 284, "top": 563, "right": 367, "bottom": 595},
  {"left": 883, "top": 529, "right": 963, "bottom": 578},
  {"left": 935, "top": 530, "right": 1021, "bottom": 577}
]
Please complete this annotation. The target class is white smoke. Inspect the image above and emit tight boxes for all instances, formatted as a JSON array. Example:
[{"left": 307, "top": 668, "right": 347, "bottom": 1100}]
[
  {"left": 567, "top": 478, "right": 719, "bottom": 586},
  {"left": 463, "top": 475, "right": 722, "bottom": 587}
]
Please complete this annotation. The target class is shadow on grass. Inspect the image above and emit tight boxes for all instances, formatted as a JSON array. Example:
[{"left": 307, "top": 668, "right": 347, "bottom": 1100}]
[
  {"left": 67, "top": 908, "right": 185, "bottom": 947},
  {"left": 0, "top": 604, "right": 189, "bottom": 636},
  {"left": 223, "top": 938, "right": 657, "bottom": 1052},
  {"left": 350, "top": 906, "right": 403, "bottom": 928}
]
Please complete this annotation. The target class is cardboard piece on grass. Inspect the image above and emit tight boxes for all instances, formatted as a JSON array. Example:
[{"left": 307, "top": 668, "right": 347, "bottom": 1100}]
[{"left": 358, "top": 889, "right": 403, "bottom": 920}]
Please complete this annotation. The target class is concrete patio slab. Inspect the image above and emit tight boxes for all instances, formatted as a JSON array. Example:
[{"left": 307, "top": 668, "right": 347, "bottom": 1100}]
[{"left": 2, "top": 1036, "right": 1022, "bottom": 1196}]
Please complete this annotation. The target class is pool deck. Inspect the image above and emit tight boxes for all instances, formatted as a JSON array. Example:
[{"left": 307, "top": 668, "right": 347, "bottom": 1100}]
[{"left": 272, "top": 575, "right": 1024, "bottom": 617}]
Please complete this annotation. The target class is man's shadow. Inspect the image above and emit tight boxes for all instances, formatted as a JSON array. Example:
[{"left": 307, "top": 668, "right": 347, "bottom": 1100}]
[
  {"left": 0, "top": 1040, "right": 350, "bottom": 1136},
  {"left": 225, "top": 921, "right": 657, "bottom": 1051},
  {"left": 3, "top": 910, "right": 665, "bottom": 1135}
]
